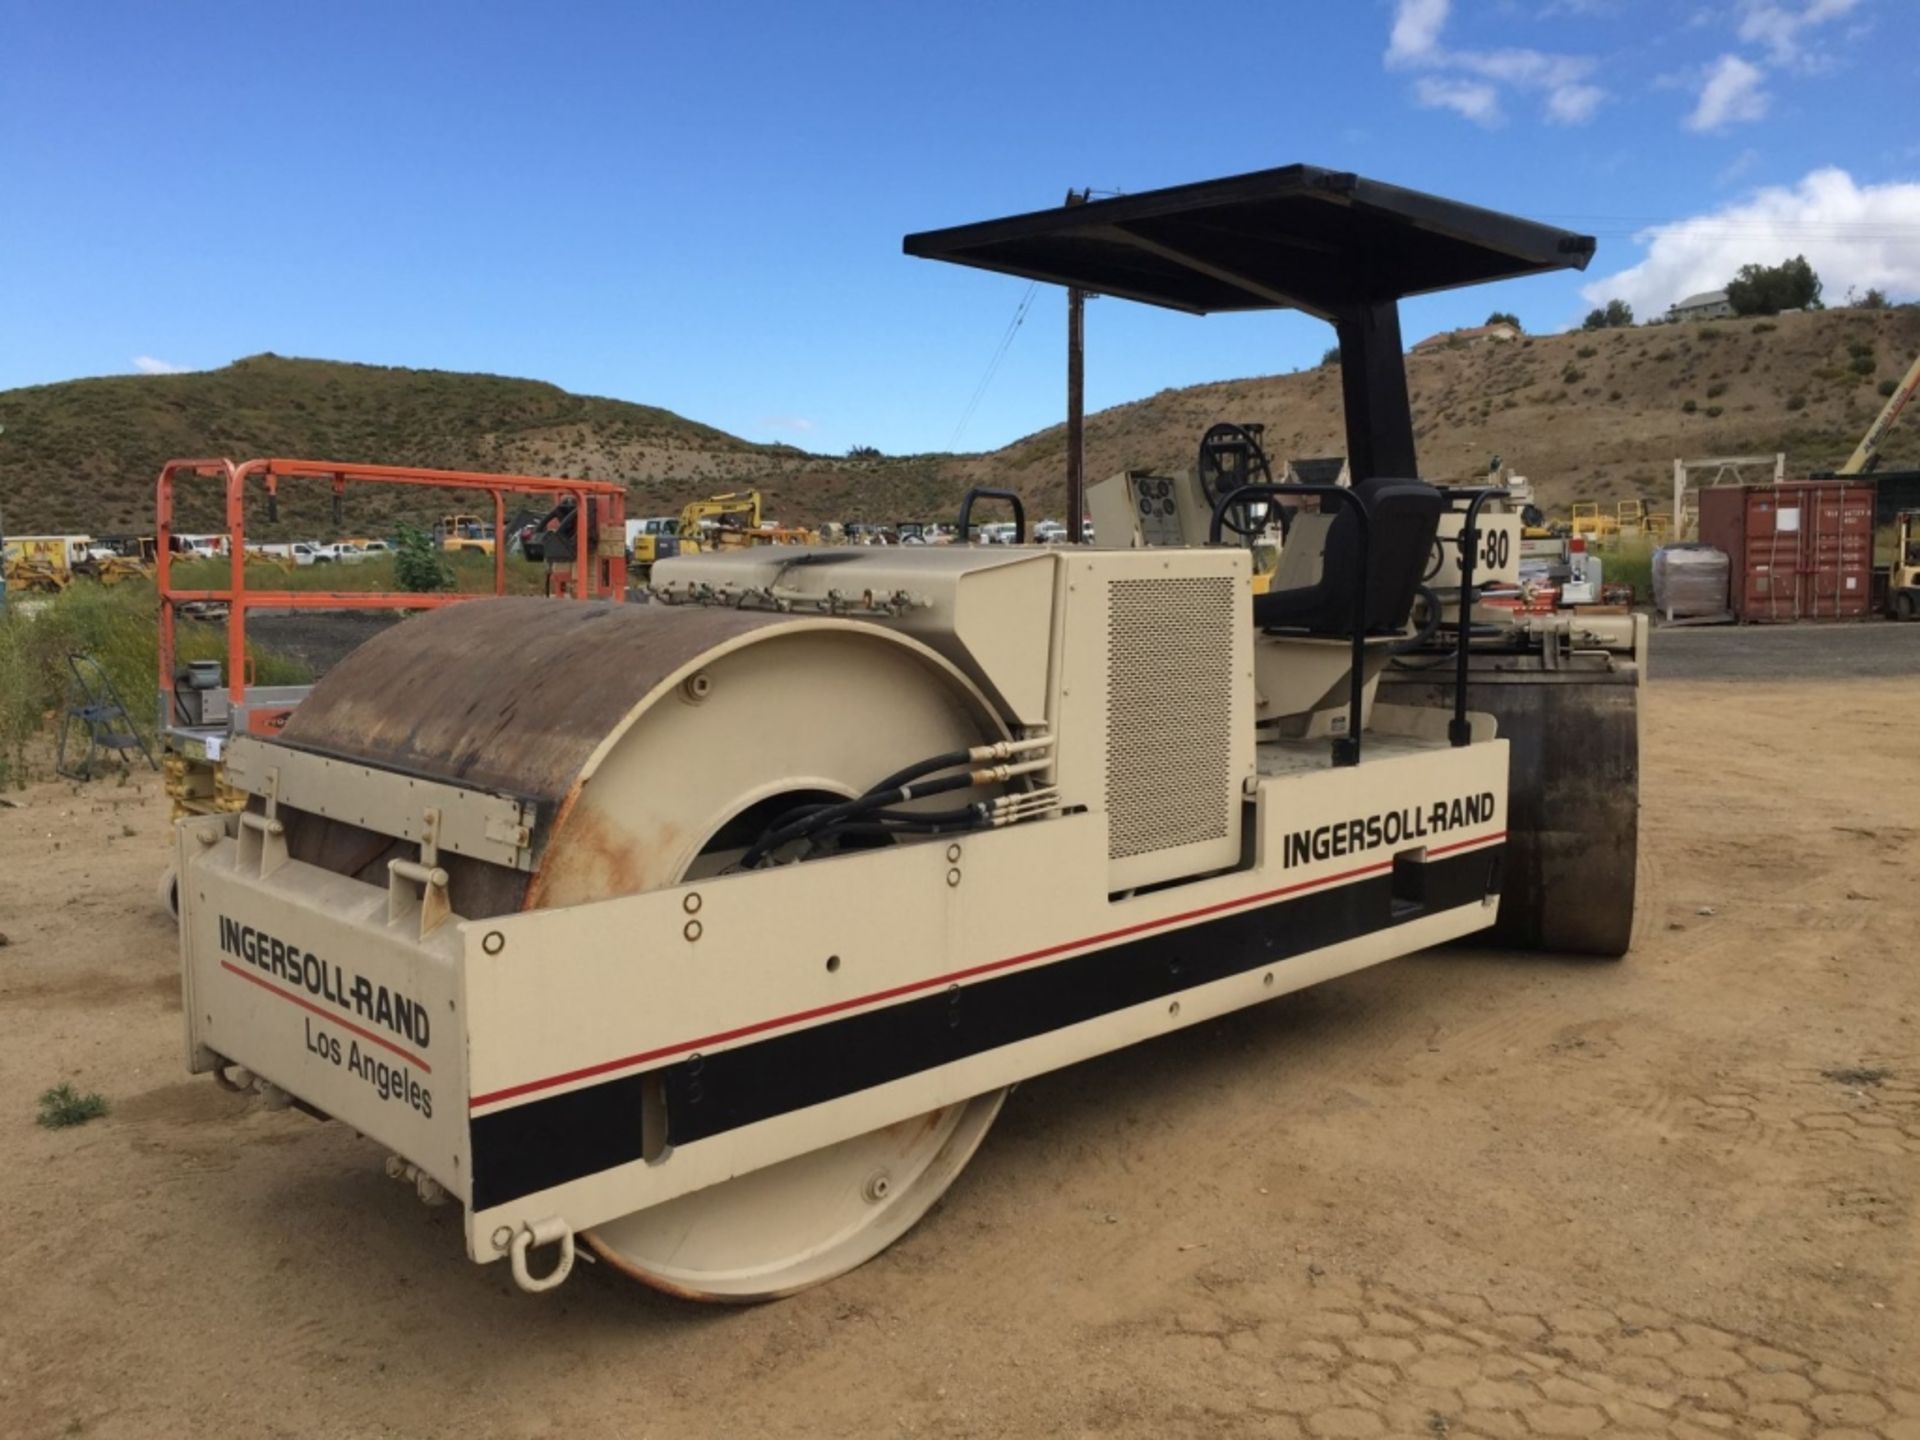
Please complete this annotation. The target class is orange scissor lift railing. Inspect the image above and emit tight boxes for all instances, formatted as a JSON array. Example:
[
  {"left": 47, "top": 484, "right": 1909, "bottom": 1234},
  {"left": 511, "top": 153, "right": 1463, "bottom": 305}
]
[{"left": 155, "top": 457, "right": 628, "bottom": 730}]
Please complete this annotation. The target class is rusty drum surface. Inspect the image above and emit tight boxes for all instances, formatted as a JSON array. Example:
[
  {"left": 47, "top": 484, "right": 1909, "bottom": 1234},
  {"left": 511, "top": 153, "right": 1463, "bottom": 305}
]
[
  {"left": 272, "top": 594, "right": 1009, "bottom": 917},
  {"left": 277, "top": 597, "right": 787, "bottom": 809}
]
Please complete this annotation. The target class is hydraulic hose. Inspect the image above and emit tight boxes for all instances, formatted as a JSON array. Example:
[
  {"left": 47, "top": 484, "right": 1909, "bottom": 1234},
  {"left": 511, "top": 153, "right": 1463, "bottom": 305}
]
[
  {"left": 801, "top": 815, "right": 983, "bottom": 854},
  {"left": 742, "top": 770, "right": 982, "bottom": 869},
  {"left": 743, "top": 738, "right": 1053, "bottom": 869},
  {"left": 863, "top": 749, "right": 973, "bottom": 797},
  {"left": 1389, "top": 585, "right": 1443, "bottom": 655}
]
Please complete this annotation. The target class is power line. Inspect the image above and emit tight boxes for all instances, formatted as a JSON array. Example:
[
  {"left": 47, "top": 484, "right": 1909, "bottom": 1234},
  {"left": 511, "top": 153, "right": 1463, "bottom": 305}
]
[
  {"left": 946, "top": 187, "right": 1124, "bottom": 451},
  {"left": 948, "top": 281, "right": 1038, "bottom": 451}
]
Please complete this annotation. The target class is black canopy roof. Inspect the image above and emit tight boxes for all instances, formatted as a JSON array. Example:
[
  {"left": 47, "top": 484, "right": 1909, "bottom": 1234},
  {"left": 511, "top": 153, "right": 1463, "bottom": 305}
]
[{"left": 902, "top": 164, "right": 1594, "bottom": 321}]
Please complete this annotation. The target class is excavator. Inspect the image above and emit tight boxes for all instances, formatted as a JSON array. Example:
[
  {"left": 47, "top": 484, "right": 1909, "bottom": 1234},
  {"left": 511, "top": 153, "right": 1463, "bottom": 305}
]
[
  {"left": 168, "top": 165, "right": 1641, "bottom": 1302},
  {"left": 622, "top": 492, "right": 803, "bottom": 583},
  {"left": 678, "top": 491, "right": 816, "bottom": 554}
]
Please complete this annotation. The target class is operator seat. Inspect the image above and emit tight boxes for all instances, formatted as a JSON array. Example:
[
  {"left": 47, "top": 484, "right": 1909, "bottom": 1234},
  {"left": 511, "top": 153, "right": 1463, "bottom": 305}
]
[{"left": 1253, "top": 477, "right": 1443, "bottom": 635}]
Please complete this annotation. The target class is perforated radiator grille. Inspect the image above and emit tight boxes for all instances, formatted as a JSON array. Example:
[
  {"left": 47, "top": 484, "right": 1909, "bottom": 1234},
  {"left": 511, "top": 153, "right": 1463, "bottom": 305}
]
[{"left": 1105, "top": 576, "right": 1236, "bottom": 860}]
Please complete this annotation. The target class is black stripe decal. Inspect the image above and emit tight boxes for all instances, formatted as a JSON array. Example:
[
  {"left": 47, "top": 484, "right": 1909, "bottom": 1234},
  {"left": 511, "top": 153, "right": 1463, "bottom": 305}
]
[
  {"left": 468, "top": 845, "right": 1501, "bottom": 1210},
  {"left": 470, "top": 1072, "right": 651, "bottom": 1211}
]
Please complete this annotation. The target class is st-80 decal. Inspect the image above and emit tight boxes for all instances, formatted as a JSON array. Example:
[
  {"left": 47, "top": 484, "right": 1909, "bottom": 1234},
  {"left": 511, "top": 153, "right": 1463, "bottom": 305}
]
[
  {"left": 1478, "top": 527, "right": 1511, "bottom": 572},
  {"left": 1426, "top": 525, "right": 1513, "bottom": 581}
]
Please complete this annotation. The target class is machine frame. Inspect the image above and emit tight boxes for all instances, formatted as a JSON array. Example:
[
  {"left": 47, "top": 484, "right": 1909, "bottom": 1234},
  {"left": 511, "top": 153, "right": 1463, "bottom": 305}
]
[{"left": 178, "top": 543, "right": 1510, "bottom": 1291}]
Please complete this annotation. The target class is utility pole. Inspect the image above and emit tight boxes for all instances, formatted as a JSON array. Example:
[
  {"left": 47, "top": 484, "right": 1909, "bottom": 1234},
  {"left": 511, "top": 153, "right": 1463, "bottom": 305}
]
[{"left": 1065, "top": 189, "right": 1089, "bottom": 543}]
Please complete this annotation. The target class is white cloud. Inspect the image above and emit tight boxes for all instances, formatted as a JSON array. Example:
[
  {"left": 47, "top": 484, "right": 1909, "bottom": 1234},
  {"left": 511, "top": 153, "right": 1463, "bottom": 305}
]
[
  {"left": 132, "top": 355, "right": 187, "bottom": 374},
  {"left": 1415, "top": 76, "right": 1503, "bottom": 125},
  {"left": 1686, "top": 54, "right": 1768, "bottom": 131},
  {"left": 1546, "top": 82, "right": 1605, "bottom": 123},
  {"left": 759, "top": 415, "right": 816, "bottom": 435},
  {"left": 1384, "top": 0, "right": 1605, "bottom": 125},
  {"left": 1388, "top": 0, "right": 1450, "bottom": 65},
  {"left": 1579, "top": 167, "right": 1920, "bottom": 316},
  {"left": 1446, "top": 47, "right": 1592, "bottom": 88},
  {"left": 1736, "top": 0, "right": 1861, "bottom": 68}
]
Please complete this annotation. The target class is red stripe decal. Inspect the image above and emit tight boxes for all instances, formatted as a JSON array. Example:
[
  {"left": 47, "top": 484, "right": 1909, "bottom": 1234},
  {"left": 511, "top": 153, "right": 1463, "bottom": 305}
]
[
  {"left": 220, "top": 960, "right": 433, "bottom": 1073},
  {"left": 468, "top": 830, "right": 1505, "bottom": 1110}
]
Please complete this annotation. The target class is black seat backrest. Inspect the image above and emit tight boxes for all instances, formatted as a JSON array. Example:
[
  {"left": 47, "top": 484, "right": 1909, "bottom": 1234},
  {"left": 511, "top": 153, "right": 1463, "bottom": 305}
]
[{"left": 1251, "top": 478, "right": 1443, "bottom": 636}]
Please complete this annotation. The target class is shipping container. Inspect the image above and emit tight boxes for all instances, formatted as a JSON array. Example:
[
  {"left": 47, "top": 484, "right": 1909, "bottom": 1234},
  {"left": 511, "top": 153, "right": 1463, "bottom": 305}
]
[{"left": 1695, "top": 481, "right": 1877, "bottom": 623}]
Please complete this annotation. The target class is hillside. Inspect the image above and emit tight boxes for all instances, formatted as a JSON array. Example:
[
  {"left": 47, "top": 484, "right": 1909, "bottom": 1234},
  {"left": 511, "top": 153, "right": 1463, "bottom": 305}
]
[
  {"left": 3, "top": 308, "right": 1916, "bottom": 538},
  {"left": 0, "top": 355, "right": 806, "bottom": 537},
  {"left": 981, "top": 304, "right": 1920, "bottom": 514}
]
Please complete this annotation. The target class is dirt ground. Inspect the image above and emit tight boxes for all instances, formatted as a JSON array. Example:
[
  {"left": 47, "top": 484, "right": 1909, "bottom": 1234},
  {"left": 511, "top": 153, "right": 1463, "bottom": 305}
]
[{"left": 3, "top": 670, "right": 1918, "bottom": 1440}]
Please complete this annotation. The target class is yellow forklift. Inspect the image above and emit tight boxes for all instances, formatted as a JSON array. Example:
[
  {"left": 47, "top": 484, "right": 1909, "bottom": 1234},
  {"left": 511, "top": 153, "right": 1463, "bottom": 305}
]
[{"left": 1885, "top": 511, "right": 1920, "bottom": 620}]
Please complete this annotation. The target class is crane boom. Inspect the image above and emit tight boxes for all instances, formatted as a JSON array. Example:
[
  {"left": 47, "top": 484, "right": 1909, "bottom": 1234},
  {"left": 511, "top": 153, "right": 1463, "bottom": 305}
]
[{"left": 1839, "top": 350, "right": 1920, "bottom": 475}]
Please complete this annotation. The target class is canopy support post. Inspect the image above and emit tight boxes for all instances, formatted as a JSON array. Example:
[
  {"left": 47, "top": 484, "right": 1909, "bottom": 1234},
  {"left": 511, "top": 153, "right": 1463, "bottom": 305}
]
[{"left": 1335, "top": 300, "right": 1418, "bottom": 482}]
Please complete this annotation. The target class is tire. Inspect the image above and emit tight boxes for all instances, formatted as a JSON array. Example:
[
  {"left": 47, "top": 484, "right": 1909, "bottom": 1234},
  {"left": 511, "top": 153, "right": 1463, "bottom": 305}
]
[{"left": 1896, "top": 591, "right": 1917, "bottom": 622}]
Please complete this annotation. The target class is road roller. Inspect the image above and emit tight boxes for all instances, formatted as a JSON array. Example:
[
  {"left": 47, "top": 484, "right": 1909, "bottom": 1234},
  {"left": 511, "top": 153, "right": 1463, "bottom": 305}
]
[{"left": 172, "top": 165, "right": 1639, "bottom": 1300}]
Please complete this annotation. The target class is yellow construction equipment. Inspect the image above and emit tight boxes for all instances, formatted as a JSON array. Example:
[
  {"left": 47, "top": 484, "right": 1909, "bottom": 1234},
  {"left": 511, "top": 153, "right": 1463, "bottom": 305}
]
[
  {"left": 677, "top": 491, "right": 762, "bottom": 550},
  {"left": 167, "top": 166, "right": 1640, "bottom": 1303},
  {"left": 4, "top": 553, "right": 71, "bottom": 592},
  {"left": 1568, "top": 503, "right": 1619, "bottom": 547},
  {"left": 1837, "top": 350, "right": 1920, "bottom": 476},
  {"left": 75, "top": 535, "right": 158, "bottom": 585},
  {"left": 1885, "top": 510, "right": 1920, "bottom": 620},
  {"left": 436, "top": 513, "right": 495, "bottom": 555},
  {"left": 3, "top": 535, "right": 86, "bottom": 592},
  {"left": 625, "top": 516, "right": 682, "bottom": 580},
  {"left": 674, "top": 491, "right": 815, "bottom": 558}
]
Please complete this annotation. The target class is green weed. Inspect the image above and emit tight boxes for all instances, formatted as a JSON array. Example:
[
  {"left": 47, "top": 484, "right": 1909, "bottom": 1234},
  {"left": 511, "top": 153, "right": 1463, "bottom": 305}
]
[
  {"left": 0, "top": 582, "right": 308, "bottom": 786},
  {"left": 37, "top": 1083, "right": 109, "bottom": 1129},
  {"left": 1605, "top": 536, "right": 1655, "bottom": 606}
]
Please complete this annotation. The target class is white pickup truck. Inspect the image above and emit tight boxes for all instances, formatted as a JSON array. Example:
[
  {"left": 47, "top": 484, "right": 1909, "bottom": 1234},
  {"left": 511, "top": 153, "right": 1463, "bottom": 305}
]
[{"left": 251, "top": 542, "right": 325, "bottom": 566}]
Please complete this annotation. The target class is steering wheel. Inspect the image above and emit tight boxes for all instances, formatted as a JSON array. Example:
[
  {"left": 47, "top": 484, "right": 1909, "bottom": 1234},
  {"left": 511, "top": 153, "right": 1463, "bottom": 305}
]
[{"left": 1197, "top": 423, "right": 1276, "bottom": 538}]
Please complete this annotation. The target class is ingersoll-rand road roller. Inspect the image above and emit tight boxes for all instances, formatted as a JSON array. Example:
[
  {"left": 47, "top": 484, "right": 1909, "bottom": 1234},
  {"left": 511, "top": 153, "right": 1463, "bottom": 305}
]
[{"left": 171, "top": 167, "right": 1641, "bottom": 1300}]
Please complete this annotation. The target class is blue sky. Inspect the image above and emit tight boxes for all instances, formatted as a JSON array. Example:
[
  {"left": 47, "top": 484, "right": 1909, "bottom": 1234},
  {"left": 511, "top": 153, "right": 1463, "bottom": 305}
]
[{"left": 4, "top": 0, "right": 1917, "bottom": 458}]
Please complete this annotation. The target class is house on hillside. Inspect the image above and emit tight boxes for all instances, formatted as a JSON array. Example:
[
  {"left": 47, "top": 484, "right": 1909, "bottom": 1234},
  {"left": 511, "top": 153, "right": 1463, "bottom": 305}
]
[
  {"left": 1666, "top": 289, "right": 1733, "bottom": 323},
  {"left": 1410, "top": 322, "right": 1521, "bottom": 354}
]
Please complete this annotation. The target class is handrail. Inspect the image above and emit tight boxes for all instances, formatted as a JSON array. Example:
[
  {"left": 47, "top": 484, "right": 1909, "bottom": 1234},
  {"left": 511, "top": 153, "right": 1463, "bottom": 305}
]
[
  {"left": 1436, "top": 486, "right": 1503, "bottom": 747},
  {"left": 957, "top": 487, "right": 1026, "bottom": 543},
  {"left": 1209, "top": 482, "right": 1370, "bottom": 767},
  {"left": 155, "top": 456, "right": 631, "bottom": 722}
]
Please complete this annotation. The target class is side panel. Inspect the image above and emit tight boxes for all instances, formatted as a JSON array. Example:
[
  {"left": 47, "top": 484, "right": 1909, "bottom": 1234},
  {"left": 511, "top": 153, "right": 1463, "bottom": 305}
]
[
  {"left": 457, "top": 740, "right": 1506, "bottom": 1260},
  {"left": 1052, "top": 547, "right": 1255, "bottom": 892},
  {"left": 177, "top": 818, "right": 471, "bottom": 1197}
]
